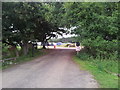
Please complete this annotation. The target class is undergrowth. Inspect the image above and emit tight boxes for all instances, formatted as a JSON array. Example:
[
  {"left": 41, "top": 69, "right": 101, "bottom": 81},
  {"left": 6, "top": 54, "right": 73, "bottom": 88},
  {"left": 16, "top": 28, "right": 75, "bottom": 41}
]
[
  {"left": 74, "top": 48, "right": 119, "bottom": 88},
  {"left": 2, "top": 50, "right": 46, "bottom": 69}
]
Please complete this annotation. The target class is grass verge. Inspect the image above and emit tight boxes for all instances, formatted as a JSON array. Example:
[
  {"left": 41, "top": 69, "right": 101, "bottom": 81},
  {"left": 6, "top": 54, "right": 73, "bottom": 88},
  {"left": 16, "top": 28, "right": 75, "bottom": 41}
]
[
  {"left": 73, "top": 56, "right": 119, "bottom": 88},
  {"left": 2, "top": 49, "right": 47, "bottom": 69}
]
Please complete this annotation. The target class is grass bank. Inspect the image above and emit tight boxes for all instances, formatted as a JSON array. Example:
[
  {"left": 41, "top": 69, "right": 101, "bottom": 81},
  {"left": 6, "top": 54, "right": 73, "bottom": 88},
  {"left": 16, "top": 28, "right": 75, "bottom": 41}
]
[
  {"left": 73, "top": 56, "right": 119, "bottom": 88},
  {"left": 2, "top": 49, "right": 47, "bottom": 69}
]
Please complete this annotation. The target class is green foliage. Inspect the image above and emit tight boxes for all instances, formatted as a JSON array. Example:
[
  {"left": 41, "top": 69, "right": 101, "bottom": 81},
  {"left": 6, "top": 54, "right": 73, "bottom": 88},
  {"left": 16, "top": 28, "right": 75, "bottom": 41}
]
[
  {"left": 2, "top": 44, "right": 16, "bottom": 59},
  {"left": 2, "top": 49, "right": 45, "bottom": 69},
  {"left": 77, "top": 52, "right": 91, "bottom": 60},
  {"left": 74, "top": 56, "right": 118, "bottom": 88},
  {"left": 45, "top": 2, "right": 66, "bottom": 27},
  {"left": 2, "top": 2, "right": 66, "bottom": 55},
  {"left": 64, "top": 2, "right": 119, "bottom": 59},
  {"left": 2, "top": 2, "right": 119, "bottom": 58}
]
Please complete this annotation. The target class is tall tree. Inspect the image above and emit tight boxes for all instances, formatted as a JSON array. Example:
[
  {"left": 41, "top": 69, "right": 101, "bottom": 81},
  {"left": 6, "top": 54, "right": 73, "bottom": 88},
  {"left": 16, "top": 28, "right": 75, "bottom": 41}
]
[
  {"left": 64, "top": 2, "right": 119, "bottom": 58},
  {"left": 2, "top": 2, "right": 66, "bottom": 54}
]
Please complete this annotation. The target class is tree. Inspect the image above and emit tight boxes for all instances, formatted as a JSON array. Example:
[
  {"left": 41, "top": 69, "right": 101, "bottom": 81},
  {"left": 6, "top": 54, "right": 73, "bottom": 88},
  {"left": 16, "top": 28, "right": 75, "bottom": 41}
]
[
  {"left": 64, "top": 2, "right": 119, "bottom": 58},
  {"left": 2, "top": 2, "right": 66, "bottom": 55}
]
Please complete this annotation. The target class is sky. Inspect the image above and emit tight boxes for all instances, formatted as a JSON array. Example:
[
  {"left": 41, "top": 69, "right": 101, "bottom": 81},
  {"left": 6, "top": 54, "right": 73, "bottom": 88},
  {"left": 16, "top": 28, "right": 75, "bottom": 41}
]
[
  {"left": 57, "top": 33, "right": 76, "bottom": 39},
  {"left": 52, "top": 26, "right": 77, "bottom": 39}
]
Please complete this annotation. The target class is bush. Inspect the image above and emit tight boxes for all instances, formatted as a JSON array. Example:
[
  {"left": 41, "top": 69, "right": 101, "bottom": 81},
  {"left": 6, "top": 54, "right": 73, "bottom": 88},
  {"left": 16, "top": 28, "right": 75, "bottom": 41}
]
[
  {"left": 2, "top": 44, "right": 16, "bottom": 59},
  {"left": 77, "top": 52, "right": 91, "bottom": 60},
  {"left": 74, "top": 56, "right": 119, "bottom": 88},
  {"left": 77, "top": 48, "right": 118, "bottom": 74}
]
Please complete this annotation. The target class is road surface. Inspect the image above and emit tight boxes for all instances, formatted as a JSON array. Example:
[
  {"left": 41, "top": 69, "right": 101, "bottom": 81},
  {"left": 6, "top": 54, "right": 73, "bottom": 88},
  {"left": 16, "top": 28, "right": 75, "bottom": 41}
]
[{"left": 2, "top": 49, "right": 98, "bottom": 88}]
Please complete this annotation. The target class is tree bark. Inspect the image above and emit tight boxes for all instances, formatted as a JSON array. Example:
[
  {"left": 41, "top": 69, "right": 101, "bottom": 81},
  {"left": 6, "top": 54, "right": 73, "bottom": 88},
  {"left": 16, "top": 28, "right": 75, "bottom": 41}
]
[
  {"left": 42, "top": 41, "right": 46, "bottom": 49},
  {"left": 24, "top": 43, "right": 28, "bottom": 55},
  {"left": 14, "top": 46, "right": 19, "bottom": 57},
  {"left": 42, "top": 44, "right": 46, "bottom": 49},
  {"left": 21, "top": 42, "right": 29, "bottom": 55}
]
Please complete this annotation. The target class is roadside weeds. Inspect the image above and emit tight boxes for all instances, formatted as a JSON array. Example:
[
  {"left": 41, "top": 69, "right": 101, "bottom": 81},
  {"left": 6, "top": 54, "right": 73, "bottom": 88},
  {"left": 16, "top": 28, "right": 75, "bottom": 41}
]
[{"left": 73, "top": 56, "right": 119, "bottom": 88}]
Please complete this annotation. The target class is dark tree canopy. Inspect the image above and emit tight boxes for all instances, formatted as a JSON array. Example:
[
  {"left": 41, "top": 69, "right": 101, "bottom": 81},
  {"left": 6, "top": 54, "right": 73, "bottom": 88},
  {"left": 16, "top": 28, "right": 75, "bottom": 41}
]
[
  {"left": 63, "top": 2, "right": 119, "bottom": 58},
  {"left": 2, "top": 2, "right": 119, "bottom": 58},
  {"left": 2, "top": 2, "right": 66, "bottom": 54}
]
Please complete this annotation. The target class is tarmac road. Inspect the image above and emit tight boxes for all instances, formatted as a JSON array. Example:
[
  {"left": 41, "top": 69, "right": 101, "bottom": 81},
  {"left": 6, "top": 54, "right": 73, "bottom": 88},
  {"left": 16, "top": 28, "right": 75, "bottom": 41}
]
[{"left": 2, "top": 49, "right": 98, "bottom": 88}]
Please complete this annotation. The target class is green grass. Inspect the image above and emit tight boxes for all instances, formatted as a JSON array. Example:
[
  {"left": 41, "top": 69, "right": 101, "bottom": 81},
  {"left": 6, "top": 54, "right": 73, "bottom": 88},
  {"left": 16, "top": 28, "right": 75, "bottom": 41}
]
[
  {"left": 2, "top": 50, "right": 46, "bottom": 69},
  {"left": 73, "top": 56, "right": 119, "bottom": 88}
]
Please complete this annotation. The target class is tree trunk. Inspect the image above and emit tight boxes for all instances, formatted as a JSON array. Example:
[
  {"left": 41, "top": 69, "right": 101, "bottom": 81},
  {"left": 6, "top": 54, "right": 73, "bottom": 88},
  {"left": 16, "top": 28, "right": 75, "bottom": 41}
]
[
  {"left": 22, "top": 42, "right": 29, "bottom": 55},
  {"left": 42, "top": 44, "right": 46, "bottom": 49},
  {"left": 14, "top": 46, "right": 19, "bottom": 57},
  {"left": 42, "top": 41, "right": 46, "bottom": 49}
]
